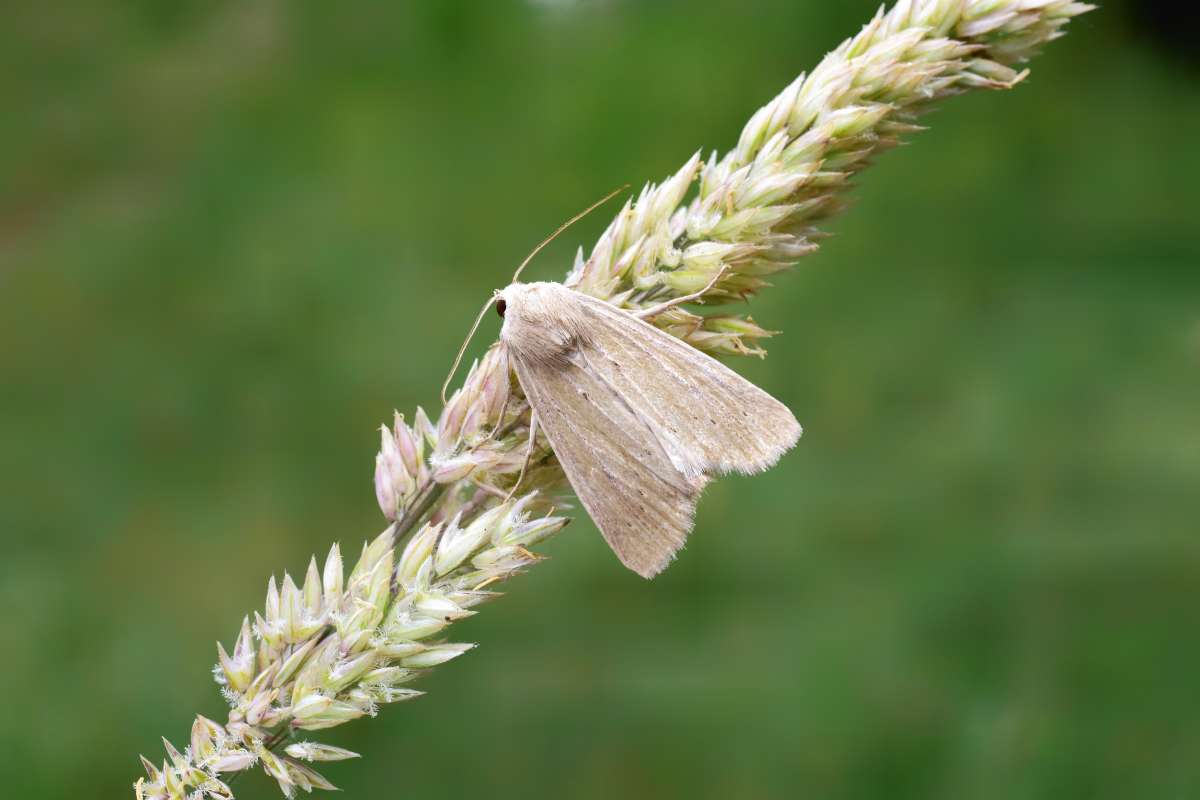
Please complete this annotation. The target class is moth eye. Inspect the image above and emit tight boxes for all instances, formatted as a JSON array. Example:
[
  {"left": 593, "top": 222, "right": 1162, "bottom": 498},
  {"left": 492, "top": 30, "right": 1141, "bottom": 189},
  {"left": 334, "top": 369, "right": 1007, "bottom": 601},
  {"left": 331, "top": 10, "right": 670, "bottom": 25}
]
[{"left": 496, "top": 298, "right": 507, "bottom": 318}]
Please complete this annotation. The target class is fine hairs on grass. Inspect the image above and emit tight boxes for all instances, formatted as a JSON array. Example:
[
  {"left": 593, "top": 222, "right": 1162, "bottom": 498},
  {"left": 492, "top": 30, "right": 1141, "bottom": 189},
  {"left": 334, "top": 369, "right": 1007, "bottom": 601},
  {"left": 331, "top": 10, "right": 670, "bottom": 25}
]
[{"left": 134, "top": 2, "right": 1093, "bottom": 797}]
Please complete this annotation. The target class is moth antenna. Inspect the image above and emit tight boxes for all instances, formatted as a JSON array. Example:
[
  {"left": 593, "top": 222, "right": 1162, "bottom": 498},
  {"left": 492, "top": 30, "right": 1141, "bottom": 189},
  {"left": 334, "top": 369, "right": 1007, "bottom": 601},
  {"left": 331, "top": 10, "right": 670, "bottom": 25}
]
[
  {"left": 511, "top": 184, "right": 629, "bottom": 285},
  {"left": 442, "top": 294, "right": 498, "bottom": 404}
]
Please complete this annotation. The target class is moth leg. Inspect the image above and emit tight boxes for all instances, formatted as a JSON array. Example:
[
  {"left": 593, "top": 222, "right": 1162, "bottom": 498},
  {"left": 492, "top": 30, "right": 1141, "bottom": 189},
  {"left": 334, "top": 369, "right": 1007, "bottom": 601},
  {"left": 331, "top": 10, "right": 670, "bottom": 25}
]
[
  {"left": 634, "top": 265, "right": 730, "bottom": 320},
  {"left": 505, "top": 411, "right": 538, "bottom": 502},
  {"left": 485, "top": 384, "right": 511, "bottom": 442},
  {"left": 470, "top": 477, "right": 509, "bottom": 498}
]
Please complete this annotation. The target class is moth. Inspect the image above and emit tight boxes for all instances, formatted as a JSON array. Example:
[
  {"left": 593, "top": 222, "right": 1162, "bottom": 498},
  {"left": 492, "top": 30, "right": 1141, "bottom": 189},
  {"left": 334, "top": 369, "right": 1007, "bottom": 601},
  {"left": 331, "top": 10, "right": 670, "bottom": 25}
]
[
  {"left": 495, "top": 278, "right": 801, "bottom": 577},
  {"left": 446, "top": 194, "right": 801, "bottom": 578}
]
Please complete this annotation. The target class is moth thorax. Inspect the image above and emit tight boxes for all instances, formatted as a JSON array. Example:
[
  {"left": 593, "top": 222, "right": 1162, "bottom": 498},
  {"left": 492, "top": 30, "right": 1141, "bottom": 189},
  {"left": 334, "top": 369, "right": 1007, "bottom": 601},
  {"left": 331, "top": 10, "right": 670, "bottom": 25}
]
[{"left": 499, "top": 283, "right": 585, "bottom": 361}]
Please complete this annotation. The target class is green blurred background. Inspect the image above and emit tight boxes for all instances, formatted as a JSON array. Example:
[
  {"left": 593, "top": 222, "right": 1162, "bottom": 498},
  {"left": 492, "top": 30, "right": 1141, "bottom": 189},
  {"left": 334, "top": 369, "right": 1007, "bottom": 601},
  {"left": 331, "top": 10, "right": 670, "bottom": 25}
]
[{"left": 3, "top": 1, "right": 1198, "bottom": 798}]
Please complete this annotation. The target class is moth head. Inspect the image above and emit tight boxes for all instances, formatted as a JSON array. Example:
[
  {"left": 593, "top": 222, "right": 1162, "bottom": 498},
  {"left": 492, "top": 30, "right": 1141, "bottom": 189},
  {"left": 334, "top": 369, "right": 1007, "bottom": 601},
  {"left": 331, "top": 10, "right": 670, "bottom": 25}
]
[
  {"left": 493, "top": 283, "right": 535, "bottom": 327},
  {"left": 443, "top": 187, "right": 627, "bottom": 402},
  {"left": 496, "top": 284, "right": 530, "bottom": 325},
  {"left": 493, "top": 283, "right": 553, "bottom": 323},
  {"left": 494, "top": 283, "right": 557, "bottom": 327}
]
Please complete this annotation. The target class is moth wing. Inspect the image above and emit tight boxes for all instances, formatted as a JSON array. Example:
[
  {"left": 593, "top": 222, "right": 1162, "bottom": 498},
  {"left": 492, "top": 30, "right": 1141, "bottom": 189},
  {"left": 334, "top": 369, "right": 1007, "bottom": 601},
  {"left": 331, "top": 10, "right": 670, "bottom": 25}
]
[
  {"left": 572, "top": 292, "right": 802, "bottom": 479},
  {"left": 511, "top": 345, "right": 706, "bottom": 578}
]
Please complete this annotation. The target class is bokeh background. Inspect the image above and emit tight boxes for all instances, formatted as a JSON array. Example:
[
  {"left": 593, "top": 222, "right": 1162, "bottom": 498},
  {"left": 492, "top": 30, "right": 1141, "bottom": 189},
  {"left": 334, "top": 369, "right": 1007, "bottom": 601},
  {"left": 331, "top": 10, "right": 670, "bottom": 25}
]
[{"left": 3, "top": 1, "right": 1198, "bottom": 798}]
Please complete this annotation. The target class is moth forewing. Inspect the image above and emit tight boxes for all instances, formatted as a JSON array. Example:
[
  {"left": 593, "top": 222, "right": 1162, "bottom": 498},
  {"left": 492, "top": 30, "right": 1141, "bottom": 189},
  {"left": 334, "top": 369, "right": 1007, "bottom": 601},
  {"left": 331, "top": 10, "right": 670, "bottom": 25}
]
[
  {"left": 499, "top": 281, "right": 800, "bottom": 577},
  {"left": 512, "top": 345, "right": 704, "bottom": 577},
  {"left": 571, "top": 291, "right": 801, "bottom": 477}
]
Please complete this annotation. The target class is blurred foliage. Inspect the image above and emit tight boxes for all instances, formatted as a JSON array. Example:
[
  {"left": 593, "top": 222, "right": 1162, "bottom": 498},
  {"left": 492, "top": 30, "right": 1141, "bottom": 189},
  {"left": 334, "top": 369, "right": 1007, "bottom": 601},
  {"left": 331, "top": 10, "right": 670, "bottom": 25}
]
[{"left": 2, "top": 1, "right": 1198, "bottom": 798}]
